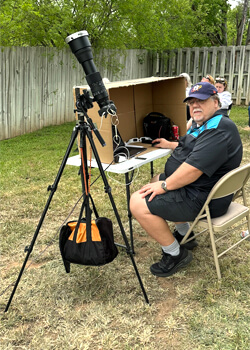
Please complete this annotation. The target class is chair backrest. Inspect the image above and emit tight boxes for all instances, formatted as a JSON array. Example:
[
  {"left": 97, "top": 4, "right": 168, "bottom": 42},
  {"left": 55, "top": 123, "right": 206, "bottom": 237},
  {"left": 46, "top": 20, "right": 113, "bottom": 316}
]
[
  {"left": 227, "top": 103, "right": 233, "bottom": 116},
  {"left": 206, "top": 163, "right": 250, "bottom": 202}
]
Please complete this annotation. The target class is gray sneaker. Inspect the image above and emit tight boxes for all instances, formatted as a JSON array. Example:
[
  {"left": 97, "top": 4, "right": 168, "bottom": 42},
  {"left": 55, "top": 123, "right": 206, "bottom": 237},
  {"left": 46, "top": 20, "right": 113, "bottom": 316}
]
[{"left": 150, "top": 246, "right": 193, "bottom": 277}]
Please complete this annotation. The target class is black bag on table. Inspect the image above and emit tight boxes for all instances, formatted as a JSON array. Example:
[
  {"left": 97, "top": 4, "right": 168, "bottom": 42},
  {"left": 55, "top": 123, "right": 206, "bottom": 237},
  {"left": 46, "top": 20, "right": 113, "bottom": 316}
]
[
  {"left": 59, "top": 195, "right": 118, "bottom": 273},
  {"left": 143, "top": 112, "right": 173, "bottom": 140}
]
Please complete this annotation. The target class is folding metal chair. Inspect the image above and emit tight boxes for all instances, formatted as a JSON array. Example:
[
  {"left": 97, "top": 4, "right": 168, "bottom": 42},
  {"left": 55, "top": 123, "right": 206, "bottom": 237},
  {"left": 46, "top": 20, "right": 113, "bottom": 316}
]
[
  {"left": 220, "top": 103, "right": 232, "bottom": 117},
  {"left": 227, "top": 102, "right": 233, "bottom": 117},
  {"left": 181, "top": 163, "right": 250, "bottom": 279}
]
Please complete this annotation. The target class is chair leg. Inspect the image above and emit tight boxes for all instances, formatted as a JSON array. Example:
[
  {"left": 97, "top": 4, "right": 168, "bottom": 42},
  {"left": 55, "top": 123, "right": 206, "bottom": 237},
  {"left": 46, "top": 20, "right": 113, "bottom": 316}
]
[
  {"left": 181, "top": 219, "right": 199, "bottom": 244},
  {"left": 246, "top": 213, "right": 250, "bottom": 234},
  {"left": 207, "top": 220, "right": 222, "bottom": 280}
]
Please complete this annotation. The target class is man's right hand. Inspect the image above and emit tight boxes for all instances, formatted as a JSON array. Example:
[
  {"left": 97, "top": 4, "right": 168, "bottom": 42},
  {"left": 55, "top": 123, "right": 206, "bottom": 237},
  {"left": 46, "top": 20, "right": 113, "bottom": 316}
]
[{"left": 152, "top": 138, "right": 178, "bottom": 150}]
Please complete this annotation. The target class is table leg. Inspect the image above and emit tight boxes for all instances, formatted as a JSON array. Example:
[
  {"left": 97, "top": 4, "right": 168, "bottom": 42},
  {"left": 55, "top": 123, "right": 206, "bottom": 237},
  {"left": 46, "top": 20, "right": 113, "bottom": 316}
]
[{"left": 150, "top": 161, "right": 154, "bottom": 178}]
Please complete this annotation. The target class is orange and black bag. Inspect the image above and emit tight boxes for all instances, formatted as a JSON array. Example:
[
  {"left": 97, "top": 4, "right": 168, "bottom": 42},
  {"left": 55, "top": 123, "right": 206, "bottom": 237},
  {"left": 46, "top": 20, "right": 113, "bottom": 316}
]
[{"left": 59, "top": 195, "right": 118, "bottom": 273}]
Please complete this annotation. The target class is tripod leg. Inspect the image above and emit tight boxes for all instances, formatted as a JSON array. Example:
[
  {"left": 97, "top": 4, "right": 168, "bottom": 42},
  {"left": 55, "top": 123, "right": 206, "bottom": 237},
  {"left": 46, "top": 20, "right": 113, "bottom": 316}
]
[
  {"left": 85, "top": 128, "right": 149, "bottom": 304},
  {"left": 4, "top": 127, "right": 79, "bottom": 312},
  {"left": 125, "top": 172, "right": 135, "bottom": 254}
]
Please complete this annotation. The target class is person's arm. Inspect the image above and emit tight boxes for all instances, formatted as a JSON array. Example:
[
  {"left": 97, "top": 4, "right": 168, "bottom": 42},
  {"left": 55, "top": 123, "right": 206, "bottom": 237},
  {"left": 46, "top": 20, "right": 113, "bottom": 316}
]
[
  {"left": 164, "top": 162, "right": 202, "bottom": 190},
  {"left": 186, "top": 118, "right": 193, "bottom": 131},
  {"left": 151, "top": 138, "right": 178, "bottom": 150},
  {"left": 139, "top": 162, "right": 203, "bottom": 201},
  {"left": 220, "top": 91, "right": 232, "bottom": 109}
]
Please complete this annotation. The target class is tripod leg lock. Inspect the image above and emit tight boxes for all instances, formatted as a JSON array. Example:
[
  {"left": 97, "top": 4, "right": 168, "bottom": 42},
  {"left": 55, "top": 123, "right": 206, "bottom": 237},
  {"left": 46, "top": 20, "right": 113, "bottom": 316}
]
[
  {"left": 47, "top": 184, "right": 57, "bottom": 192},
  {"left": 104, "top": 186, "right": 111, "bottom": 194},
  {"left": 24, "top": 245, "right": 31, "bottom": 253}
]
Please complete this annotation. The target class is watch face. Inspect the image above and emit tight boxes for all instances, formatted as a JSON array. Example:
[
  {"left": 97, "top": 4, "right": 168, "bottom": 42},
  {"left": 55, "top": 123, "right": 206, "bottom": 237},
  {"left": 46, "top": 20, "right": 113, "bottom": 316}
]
[{"left": 161, "top": 181, "right": 167, "bottom": 191}]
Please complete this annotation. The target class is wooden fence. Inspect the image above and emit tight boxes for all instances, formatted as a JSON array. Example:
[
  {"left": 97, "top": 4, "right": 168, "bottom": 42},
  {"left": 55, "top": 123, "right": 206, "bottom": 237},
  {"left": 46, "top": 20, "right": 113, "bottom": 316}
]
[
  {"left": 0, "top": 47, "right": 154, "bottom": 140},
  {"left": 156, "top": 45, "right": 250, "bottom": 106},
  {"left": 0, "top": 45, "right": 249, "bottom": 140}
]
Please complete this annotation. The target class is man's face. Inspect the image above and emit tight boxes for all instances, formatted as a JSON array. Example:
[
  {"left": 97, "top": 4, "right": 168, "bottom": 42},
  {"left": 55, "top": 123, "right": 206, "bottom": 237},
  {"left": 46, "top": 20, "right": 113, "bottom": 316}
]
[{"left": 188, "top": 97, "right": 219, "bottom": 125}]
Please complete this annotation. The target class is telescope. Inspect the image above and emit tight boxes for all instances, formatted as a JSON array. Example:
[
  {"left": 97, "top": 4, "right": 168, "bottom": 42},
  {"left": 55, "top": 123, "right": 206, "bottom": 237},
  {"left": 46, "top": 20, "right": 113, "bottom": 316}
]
[{"left": 66, "top": 30, "right": 116, "bottom": 117}]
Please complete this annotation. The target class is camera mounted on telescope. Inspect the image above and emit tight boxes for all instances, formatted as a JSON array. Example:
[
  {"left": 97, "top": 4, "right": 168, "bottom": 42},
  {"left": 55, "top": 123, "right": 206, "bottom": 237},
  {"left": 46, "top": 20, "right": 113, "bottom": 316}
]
[{"left": 74, "top": 89, "right": 93, "bottom": 116}]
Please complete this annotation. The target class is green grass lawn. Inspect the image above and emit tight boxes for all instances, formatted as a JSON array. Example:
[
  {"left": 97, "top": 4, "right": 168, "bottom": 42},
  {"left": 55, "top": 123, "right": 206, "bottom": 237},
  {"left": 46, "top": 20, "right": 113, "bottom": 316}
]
[{"left": 0, "top": 106, "right": 250, "bottom": 350}]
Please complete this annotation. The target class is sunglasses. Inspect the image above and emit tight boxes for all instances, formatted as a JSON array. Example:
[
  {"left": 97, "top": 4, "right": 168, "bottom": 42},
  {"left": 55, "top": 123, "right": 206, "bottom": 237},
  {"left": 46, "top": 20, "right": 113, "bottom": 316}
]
[
  {"left": 215, "top": 77, "right": 225, "bottom": 83},
  {"left": 205, "top": 76, "right": 211, "bottom": 81}
]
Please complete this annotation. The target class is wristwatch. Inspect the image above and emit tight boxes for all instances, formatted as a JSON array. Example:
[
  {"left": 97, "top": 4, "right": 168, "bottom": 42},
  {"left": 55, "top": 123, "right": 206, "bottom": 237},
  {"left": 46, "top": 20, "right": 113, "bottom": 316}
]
[{"left": 161, "top": 181, "right": 168, "bottom": 192}]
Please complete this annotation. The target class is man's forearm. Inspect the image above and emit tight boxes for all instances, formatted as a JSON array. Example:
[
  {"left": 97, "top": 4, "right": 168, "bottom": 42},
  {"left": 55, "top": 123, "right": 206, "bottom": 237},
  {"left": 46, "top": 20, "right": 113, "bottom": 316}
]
[{"left": 165, "top": 162, "right": 203, "bottom": 190}]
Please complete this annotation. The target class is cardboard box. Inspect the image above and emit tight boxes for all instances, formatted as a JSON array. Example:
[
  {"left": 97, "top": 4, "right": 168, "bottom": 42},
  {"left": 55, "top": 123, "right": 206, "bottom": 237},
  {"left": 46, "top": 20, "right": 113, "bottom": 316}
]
[{"left": 73, "top": 76, "right": 187, "bottom": 163}]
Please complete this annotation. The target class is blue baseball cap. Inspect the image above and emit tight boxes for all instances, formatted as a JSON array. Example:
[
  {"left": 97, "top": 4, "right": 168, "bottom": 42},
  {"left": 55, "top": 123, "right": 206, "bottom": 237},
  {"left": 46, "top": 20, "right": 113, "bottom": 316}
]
[{"left": 183, "top": 82, "right": 218, "bottom": 102}]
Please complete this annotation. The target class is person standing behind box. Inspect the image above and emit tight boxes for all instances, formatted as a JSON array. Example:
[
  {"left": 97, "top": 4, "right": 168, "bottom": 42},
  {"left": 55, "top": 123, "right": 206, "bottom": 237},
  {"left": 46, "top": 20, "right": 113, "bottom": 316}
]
[
  {"left": 179, "top": 73, "right": 192, "bottom": 97},
  {"left": 179, "top": 73, "right": 192, "bottom": 120},
  {"left": 215, "top": 77, "right": 232, "bottom": 115},
  {"left": 201, "top": 75, "right": 215, "bottom": 85}
]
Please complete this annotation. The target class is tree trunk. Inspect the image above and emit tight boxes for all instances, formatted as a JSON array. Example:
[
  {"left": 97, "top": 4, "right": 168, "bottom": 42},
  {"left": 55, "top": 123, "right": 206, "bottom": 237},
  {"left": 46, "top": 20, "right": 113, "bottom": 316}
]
[
  {"left": 246, "top": 19, "right": 250, "bottom": 45},
  {"left": 236, "top": 0, "right": 248, "bottom": 46},
  {"left": 220, "top": 4, "right": 228, "bottom": 46}
]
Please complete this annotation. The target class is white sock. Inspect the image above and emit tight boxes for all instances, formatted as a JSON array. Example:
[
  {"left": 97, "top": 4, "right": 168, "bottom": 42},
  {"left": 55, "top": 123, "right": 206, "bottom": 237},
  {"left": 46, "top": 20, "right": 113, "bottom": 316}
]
[
  {"left": 162, "top": 239, "right": 180, "bottom": 256},
  {"left": 175, "top": 222, "right": 190, "bottom": 236}
]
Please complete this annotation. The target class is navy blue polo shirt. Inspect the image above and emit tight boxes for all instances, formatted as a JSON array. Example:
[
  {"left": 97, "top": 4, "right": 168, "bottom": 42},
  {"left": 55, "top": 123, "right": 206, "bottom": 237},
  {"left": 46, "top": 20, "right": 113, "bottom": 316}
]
[{"left": 164, "top": 112, "right": 243, "bottom": 196}]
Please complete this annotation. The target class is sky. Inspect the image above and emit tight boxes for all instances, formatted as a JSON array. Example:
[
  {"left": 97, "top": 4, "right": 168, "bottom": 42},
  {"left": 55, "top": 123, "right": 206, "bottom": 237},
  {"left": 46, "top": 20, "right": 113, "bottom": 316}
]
[{"left": 228, "top": 0, "right": 240, "bottom": 8}]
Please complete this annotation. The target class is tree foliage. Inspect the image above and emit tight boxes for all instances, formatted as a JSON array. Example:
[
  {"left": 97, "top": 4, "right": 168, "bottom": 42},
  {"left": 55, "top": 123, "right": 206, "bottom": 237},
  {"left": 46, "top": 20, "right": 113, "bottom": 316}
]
[
  {"left": 0, "top": 0, "right": 249, "bottom": 49},
  {"left": 189, "top": 0, "right": 230, "bottom": 46},
  {"left": 0, "top": 0, "right": 193, "bottom": 49}
]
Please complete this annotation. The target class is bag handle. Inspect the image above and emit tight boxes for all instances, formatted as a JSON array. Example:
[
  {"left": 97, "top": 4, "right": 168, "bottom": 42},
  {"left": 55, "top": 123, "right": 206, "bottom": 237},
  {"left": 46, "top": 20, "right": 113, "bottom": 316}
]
[
  {"left": 79, "top": 145, "right": 92, "bottom": 241},
  {"left": 145, "top": 112, "right": 166, "bottom": 118},
  {"left": 89, "top": 193, "right": 99, "bottom": 219},
  {"left": 72, "top": 195, "right": 88, "bottom": 243},
  {"left": 73, "top": 144, "right": 98, "bottom": 242}
]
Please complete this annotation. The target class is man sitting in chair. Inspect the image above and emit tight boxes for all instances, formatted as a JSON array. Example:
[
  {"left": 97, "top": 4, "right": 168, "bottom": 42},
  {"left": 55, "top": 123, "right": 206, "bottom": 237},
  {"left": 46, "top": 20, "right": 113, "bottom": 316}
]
[{"left": 130, "top": 82, "right": 242, "bottom": 278}]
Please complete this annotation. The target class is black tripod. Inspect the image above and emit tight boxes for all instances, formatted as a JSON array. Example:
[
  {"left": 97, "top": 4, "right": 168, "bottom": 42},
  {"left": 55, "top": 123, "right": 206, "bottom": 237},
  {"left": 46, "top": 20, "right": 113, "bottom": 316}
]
[{"left": 5, "top": 92, "right": 149, "bottom": 312}]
